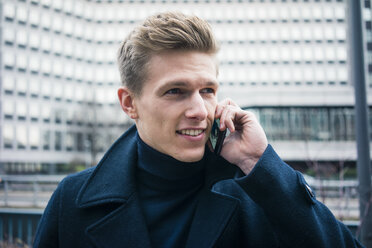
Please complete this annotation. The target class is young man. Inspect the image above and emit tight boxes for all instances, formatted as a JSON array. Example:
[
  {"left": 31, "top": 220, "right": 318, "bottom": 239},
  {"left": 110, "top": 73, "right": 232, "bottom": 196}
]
[{"left": 34, "top": 12, "right": 363, "bottom": 247}]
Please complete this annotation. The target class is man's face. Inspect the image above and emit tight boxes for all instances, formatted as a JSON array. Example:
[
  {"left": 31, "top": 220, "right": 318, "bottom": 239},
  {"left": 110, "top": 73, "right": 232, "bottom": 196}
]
[{"left": 133, "top": 51, "right": 218, "bottom": 162}]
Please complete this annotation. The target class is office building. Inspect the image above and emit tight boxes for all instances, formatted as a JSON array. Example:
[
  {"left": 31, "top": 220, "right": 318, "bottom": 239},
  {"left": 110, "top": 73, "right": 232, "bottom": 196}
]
[{"left": 0, "top": 0, "right": 371, "bottom": 174}]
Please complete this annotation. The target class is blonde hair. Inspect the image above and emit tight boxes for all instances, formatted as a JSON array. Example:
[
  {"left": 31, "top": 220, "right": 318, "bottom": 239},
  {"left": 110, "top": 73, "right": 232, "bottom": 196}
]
[{"left": 117, "top": 12, "right": 219, "bottom": 96}]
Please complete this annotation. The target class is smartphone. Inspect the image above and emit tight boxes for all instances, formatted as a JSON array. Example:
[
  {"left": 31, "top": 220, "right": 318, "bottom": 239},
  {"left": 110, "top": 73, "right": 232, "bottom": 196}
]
[{"left": 209, "top": 119, "right": 227, "bottom": 155}]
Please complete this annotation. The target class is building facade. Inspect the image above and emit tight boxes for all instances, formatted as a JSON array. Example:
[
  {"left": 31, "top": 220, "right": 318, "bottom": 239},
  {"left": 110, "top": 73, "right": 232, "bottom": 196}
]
[{"left": 0, "top": 0, "right": 371, "bottom": 174}]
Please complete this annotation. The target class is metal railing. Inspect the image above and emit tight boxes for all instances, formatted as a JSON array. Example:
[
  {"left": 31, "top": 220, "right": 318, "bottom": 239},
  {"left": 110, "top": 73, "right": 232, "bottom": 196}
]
[
  {"left": 0, "top": 175, "right": 64, "bottom": 208},
  {"left": 0, "top": 174, "right": 362, "bottom": 246}
]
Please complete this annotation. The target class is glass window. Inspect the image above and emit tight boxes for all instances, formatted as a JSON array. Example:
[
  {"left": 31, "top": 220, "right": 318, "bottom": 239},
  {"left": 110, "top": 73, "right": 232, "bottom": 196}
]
[
  {"left": 303, "top": 68, "right": 314, "bottom": 81},
  {"left": 53, "top": 60, "right": 63, "bottom": 77},
  {"left": 84, "top": 24, "right": 94, "bottom": 41},
  {"left": 289, "top": 6, "right": 300, "bottom": 20},
  {"left": 335, "top": 6, "right": 345, "bottom": 20},
  {"left": 301, "top": 7, "right": 312, "bottom": 20},
  {"left": 313, "top": 27, "right": 324, "bottom": 40},
  {"left": 17, "top": 126, "right": 27, "bottom": 149},
  {"left": 3, "top": 75, "right": 14, "bottom": 92},
  {"left": 74, "top": 1, "right": 84, "bottom": 17},
  {"left": 41, "top": 80, "right": 51, "bottom": 97},
  {"left": 29, "top": 103, "right": 40, "bottom": 120},
  {"left": 326, "top": 68, "right": 336, "bottom": 81},
  {"left": 325, "top": 47, "right": 336, "bottom": 60},
  {"left": 64, "top": 41, "right": 74, "bottom": 57},
  {"left": 65, "top": 63, "right": 74, "bottom": 79},
  {"left": 3, "top": 51, "right": 15, "bottom": 67},
  {"left": 29, "top": 127, "right": 40, "bottom": 149},
  {"left": 16, "top": 6, "right": 28, "bottom": 23},
  {"left": 314, "top": 68, "right": 326, "bottom": 81},
  {"left": 17, "top": 102, "right": 27, "bottom": 120},
  {"left": 94, "top": 27, "right": 106, "bottom": 43},
  {"left": 53, "top": 39, "right": 63, "bottom": 55},
  {"left": 16, "top": 53, "right": 27, "bottom": 70},
  {"left": 75, "top": 43, "right": 84, "bottom": 61},
  {"left": 52, "top": 0, "right": 63, "bottom": 11},
  {"left": 3, "top": 3, "right": 16, "bottom": 19},
  {"left": 64, "top": 19, "right": 74, "bottom": 36},
  {"left": 29, "top": 56, "right": 40, "bottom": 72},
  {"left": 3, "top": 125, "right": 14, "bottom": 148},
  {"left": 314, "top": 47, "right": 324, "bottom": 61},
  {"left": 17, "top": 78, "right": 28, "bottom": 95},
  {"left": 42, "top": 130, "right": 50, "bottom": 150},
  {"left": 76, "top": 85, "right": 84, "bottom": 102},
  {"left": 75, "top": 22, "right": 84, "bottom": 39},
  {"left": 63, "top": 0, "right": 73, "bottom": 14},
  {"left": 84, "top": 5, "right": 94, "bottom": 20},
  {"left": 302, "top": 28, "right": 312, "bottom": 41},
  {"left": 54, "top": 82, "right": 63, "bottom": 100},
  {"left": 291, "top": 27, "right": 301, "bottom": 41},
  {"left": 324, "top": 27, "right": 335, "bottom": 40},
  {"left": 303, "top": 47, "right": 313, "bottom": 61},
  {"left": 280, "top": 27, "right": 290, "bottom": 41},
  {"left": 65, "top": 84, "right": 74, "bottom": 101},
  {"left": 335, "top": 27, "right": 346, "bottom": 40},
  {"left": 3, "top": 28, "right": 15, "bottom": 43},
  {"left": 75, "top": 65, "right": 84, "bottom": 81},
  {"left": 41, "top": 12, "right": 51, "bottom": 30},
  {"left": 66, "top": 132, "right": 74, "bottom": 151},
  {"left": 41, "top": 57, "right": 51, "bottom": 75},
  {"left": 279, "top": 6, "right": 289, "bottom": 20},
  {"left": 42, "top": 105, "right": 51, "bottom": 121},
  {"left": 29, "top": 10, "right": 40, "bottom": 26},
  {"left": 3, "top": 101, "right": 14, "bottom": 118},
  {"left": 337, "top": 47, "right": 347, "bottom": 60},
  {"left": 323, "top": 7, "right": 334, "bottom": 20},
  {"left": 312, "top": 6, "right": 322, "bottom": 20},
  {"left": 29, "top": 79, "right": 40, "bottom": 96},
  {"left": 53, "top": 15, "right": 63, "bottom": 33},
  {"left": 29, "top": 32, "right": 40, "bottom": 49},
  {"left": 41, "top": 35, "right": 51, "bottom": 52},
  {"left": 96, "top": 68, "right": 105, "bottom": 83},
  {"left": 337, "top": 67, "right": 348, "bottom": 81}
]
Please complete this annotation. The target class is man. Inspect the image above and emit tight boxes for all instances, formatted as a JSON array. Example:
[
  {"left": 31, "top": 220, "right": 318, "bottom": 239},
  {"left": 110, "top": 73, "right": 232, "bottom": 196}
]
[{"left": 34, "top": 12, "right": 363, "bottom": 247}]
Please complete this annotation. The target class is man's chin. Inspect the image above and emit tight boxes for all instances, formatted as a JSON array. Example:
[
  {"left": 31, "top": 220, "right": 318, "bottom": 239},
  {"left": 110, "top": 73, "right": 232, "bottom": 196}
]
[{"left": 173, "top": 147, "right": 205, "bottom": 163}]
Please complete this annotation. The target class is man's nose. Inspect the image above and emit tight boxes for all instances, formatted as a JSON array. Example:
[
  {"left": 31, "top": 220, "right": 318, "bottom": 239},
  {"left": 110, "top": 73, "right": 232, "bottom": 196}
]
[{"left": 185, "top": 93, "right": 208, "bottom": 121}]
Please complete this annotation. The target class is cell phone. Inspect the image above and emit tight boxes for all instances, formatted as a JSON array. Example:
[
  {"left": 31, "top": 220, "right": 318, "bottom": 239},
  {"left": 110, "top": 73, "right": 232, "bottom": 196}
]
[{"left": 209, "top": 119, "right": 227, "bottom": 155}]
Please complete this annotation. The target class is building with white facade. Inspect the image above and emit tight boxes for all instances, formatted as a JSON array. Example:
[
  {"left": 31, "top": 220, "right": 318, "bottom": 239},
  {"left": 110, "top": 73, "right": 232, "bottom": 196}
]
[{"left": 0, "top": 0, "right": 371, "bottom": 174}]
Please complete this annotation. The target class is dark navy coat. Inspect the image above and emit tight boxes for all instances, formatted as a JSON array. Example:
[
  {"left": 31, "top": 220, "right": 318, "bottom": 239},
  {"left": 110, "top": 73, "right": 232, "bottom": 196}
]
[{"left": 34, "top": 126, "right": 363, "bottom": 247}]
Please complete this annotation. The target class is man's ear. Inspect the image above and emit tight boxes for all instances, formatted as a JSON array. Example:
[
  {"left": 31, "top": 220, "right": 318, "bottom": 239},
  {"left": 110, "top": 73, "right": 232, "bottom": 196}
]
[{"left": 118, "top": 87, "right": 138, "bottom": 119}]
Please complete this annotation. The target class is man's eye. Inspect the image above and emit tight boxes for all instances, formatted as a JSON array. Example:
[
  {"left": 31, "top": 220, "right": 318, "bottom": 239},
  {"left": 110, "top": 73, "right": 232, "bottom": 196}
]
[
  {"left": 165, "top": 88, "right": 182, "bottom": 95},
  {"left": 200, "top": 88, "right": 215, "bottom": 94}
]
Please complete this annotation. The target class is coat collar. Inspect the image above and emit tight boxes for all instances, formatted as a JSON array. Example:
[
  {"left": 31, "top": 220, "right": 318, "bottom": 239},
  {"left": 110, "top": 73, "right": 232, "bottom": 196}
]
[
  {"left": 76, "top": 125, "right": 139, "bottom": 208},
  {"left": 76, "top": 125, "right": 240, "bottom": 248},
  {"left": 76, "top": 125, "right": 238, "bottom": 208}
]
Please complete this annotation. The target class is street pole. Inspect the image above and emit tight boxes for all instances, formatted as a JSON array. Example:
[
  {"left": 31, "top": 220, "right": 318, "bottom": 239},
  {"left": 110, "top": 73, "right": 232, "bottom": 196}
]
[{"left": 348, "top": 0, "right": 372, "bottom": 246}]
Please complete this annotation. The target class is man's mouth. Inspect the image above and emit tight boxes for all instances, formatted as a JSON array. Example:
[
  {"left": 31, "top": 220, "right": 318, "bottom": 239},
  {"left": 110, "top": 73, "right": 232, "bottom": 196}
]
[{"left": 177, "top": 129, "right": 205, "bottom": 136}]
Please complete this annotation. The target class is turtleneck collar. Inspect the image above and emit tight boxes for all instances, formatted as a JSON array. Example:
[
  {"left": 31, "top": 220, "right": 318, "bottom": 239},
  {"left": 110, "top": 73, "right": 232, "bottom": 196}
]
[{"left": 136, "top": 132, "right": 205, "bottom": 191}]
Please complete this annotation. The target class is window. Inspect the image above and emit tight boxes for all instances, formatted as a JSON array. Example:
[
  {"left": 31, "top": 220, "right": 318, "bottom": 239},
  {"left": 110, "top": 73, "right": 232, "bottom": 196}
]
[
  {"left": 17, "top": 126, "right": 28, "bottom": 149},
  {"left": 66, "top": 132, "right": 74, "bottom": 151},
  {"left": 53, "top": 60, "right": 63, "bottom": 77},
  {"left": 41, "top": 35, "right": 51, "bottom": 52},
  {"left": 29, "top": 10, "right": 40, "bottom": 27},
  {"left": 64, "top": 19, "right": 74, "bottom": 36},
  {"left": 41, "top": 57, "right": 52, "bottom": 75},
  {"left": 29, "top": 56, "right": 40, "bottom": 73},
  {"left": 3, "top": 28, "right": 15, "bottom": 45},
  {"left": 29, "top": 103, "right": 40, "bottom": 121},
  {"left": 3, "top": 3, "right": 16, "bottom": 21},
  {"left": 3, "top": 101, "right": 14, "bottom": 119},
  {"left": 17, "top": 78, "right": 28, "bottom": 96},
  {"left": 3, "top": 75, "right": 14, "bottom": 93},
  {"left": 41, "top": 12, "right": 51, "bottom": 30},
  {"left": 17, "top": 102, "right": 27, "bottom": 121},
  {"left": 29, "top": 127, "right": 40, "bottom": 150},
  {"left": 29, "top": 32, "right": 40, "bottom": 50},
  {"left": 29, "top": 79, "right": 39, "bottom": 97},
  {"left": 42, "top": 105, "right": 51, "bottom": 122},
  {"left": 16, "top": 53, "right": 27, "bottom": 72},
  {"left": 53, "top": 15, "right": 63, "bottom": 33},
  {"left": 42, "top": 130, "right": 50, "bottom": 150},
  {"left": 3, "top": 125, "right": 14, "bottom": 148},
  {"left": 3, "top": 51, "right": 15, "bottom": 69},
  {"left": 16, "top": 6, "right": 28, "bottom": 24},
  {"left": 41, "top": 80, "right": 51, "bottom": 98},
  {"left": 54, "top": 82, "right": 63, "bottom": 100}
]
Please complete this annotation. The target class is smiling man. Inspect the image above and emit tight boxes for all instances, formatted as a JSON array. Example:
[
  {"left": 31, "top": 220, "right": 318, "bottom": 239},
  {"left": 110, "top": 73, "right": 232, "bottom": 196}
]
[{"left": 34, "top": 12, "right": 363, "bottom": 248}]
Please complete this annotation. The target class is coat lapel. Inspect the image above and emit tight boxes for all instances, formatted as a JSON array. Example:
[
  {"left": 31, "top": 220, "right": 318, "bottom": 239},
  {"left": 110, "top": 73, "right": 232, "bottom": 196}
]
[
  {"left": 75, "top": 126, "right": 152, "bottom": 247},
  {"left": 186, "top": 152, "right": 240, "bottom": 248},
  {"left": 85, "top": 193, "right": 152, "bottom": 248}
]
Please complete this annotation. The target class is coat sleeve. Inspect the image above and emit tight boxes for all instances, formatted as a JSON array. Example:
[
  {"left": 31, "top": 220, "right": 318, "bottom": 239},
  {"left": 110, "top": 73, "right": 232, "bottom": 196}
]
[
  {"left": 33, "top": 179, "right": 64, "bottom": 248},
  {"left": 234, "top": 145, "right": 364, "bottom": 248}
]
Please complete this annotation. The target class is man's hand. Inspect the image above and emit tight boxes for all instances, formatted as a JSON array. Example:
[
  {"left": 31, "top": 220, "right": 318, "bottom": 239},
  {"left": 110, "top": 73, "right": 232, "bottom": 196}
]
[{"left": 215, "top": 99, "right": 268, "bottom": 175}]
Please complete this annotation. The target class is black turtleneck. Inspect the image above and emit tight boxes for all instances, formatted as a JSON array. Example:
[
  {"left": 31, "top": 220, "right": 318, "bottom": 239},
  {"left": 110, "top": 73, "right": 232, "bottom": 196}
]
[{"left": 136, "top": 133, "right": 206, "bottom": 248}]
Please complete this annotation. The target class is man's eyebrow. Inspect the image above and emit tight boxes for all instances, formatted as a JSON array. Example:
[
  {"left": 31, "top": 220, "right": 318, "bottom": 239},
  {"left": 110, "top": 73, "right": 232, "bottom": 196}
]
[{"left": 157, "top": 80, "right": 218, "bottom": 94}]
